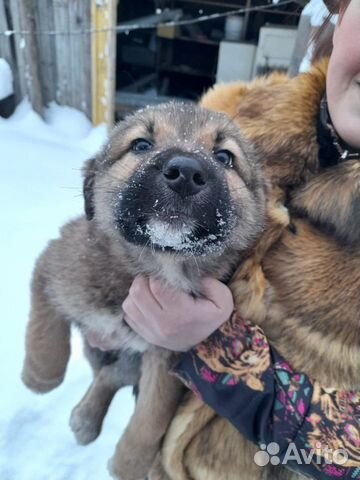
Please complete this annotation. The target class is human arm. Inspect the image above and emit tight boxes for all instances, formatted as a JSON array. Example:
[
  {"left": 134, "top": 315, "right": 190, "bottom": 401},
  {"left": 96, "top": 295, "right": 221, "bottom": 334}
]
[
  {"left": 123, "top": 276, "right": 359, "bottom": 479},
  {"left": 171, "top": 312, "right": 359, "bottom": 479}
]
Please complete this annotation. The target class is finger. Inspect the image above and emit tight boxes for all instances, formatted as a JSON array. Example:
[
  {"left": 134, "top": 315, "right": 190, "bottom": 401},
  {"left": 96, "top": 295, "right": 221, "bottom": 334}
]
[
  {"left": 123, "top": 307, "right": 153, "bottom": 343},
  {"left": 122, "top": 295, "right": 146, "bottom": 330},
  {"left": 199, "top": 277, "right": 234, "bottom": 311},
  {"left": 125, "top": 314, "right": 154, "bottom": 344},
  {"left": 149, "top": 276, "right": 192, "bottom": 309},
  {"left": 129, "top": 275, "right": 164, "bottom": 313}
]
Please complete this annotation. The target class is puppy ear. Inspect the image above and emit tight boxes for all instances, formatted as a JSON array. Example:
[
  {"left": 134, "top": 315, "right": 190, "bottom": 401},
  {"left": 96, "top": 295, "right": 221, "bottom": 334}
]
[
  {"left": 82, "top": 158, "right": 96, "bottom": 221},
  {"left": 291, "top": 161, "right": 360, "bottom": 246}
]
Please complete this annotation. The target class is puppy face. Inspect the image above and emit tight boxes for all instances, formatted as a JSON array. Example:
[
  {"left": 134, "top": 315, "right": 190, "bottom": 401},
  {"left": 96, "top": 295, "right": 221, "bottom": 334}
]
[{"left": 85, "top": 103, "right": 265, "bottom": 257}]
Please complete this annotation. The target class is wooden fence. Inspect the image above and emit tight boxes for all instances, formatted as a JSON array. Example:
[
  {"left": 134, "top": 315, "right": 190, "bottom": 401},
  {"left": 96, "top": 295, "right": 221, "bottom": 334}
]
[{"left": 0, "top": 0, "right": 117, "bottom": 127}]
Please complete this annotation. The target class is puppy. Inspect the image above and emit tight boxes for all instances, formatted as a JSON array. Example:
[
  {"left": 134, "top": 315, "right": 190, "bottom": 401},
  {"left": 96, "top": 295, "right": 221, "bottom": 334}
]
[{"left": 21, "top": 102, "right": 266, "bottom": 480}]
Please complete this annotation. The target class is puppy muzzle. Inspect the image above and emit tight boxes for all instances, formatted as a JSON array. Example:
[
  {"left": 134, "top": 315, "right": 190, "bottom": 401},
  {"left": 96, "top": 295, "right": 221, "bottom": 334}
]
[
  {"left": 113, "top": 150, "right": 233, "bottom": 255},
  {"left": 162, "top": 155, "right": 208, "bottom": 197}
]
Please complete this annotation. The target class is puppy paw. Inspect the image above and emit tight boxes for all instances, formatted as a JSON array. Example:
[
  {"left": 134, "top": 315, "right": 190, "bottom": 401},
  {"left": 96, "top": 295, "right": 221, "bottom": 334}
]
[
  {"left": 107, "top": 458, "right": 143, "bottom": 480},
  {"left": 108, "top": 455, "right": 150, "bottom": 480},
  {"left": 148, "top": 455, "right": 170, "bottom": 480},
  {"left": 107, "top": 458, "right": 122, "bottom": 480},
  {"left": 69, "top": 405, "right": 101, "bottom": 445},
  {"left": 21, "top": 365, "right": 64, "bottom": 393}
]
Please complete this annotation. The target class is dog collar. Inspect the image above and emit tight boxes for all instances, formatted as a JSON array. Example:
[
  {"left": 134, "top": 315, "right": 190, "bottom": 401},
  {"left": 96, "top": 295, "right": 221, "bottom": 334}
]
[{"left": 319, "top": 96, "right": 360, "bottom": 163}]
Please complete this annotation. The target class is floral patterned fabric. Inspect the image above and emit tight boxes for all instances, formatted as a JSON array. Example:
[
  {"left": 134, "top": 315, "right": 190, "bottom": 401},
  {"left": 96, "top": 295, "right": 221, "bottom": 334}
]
[{"left": 172, "top": 313, "right": 360, "bottom": 479}]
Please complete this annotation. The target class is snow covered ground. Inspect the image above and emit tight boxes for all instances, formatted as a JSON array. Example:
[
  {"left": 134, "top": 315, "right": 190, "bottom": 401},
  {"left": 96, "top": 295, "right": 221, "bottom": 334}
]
[{"left": 0, "top": 101, "right": 135, "bottom": 480}]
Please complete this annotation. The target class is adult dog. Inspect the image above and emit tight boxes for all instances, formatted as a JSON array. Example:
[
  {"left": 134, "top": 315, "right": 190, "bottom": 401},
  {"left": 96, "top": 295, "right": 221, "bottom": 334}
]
[
  {"left": 157, "top": 62, "right": 360, "bottom": 480},
  {"left": 21, "top": 103, "right": 267, "bottom": 480}
]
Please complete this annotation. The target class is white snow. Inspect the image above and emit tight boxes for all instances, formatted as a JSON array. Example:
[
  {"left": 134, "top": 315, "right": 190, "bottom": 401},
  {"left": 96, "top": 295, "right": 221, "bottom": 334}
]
[
  {"left": 143, "top": 217, "right": 225, "bottom": 256},
  {"left": 44, "top": 102, "right": 94, "bottom": 140},
  {"left": 146, "top": 219, "right": 193, "bottom": 249},
  {"left": 0, "top": 100, "right": 135, "bottom": 480},
  {"left": 0, "top": 58, "right": 13, "bottom": 100}
]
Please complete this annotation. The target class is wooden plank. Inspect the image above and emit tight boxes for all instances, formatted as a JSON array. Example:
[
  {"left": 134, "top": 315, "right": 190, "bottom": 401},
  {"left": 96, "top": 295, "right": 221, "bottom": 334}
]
[
  {"left": 68, "top": 0, "right": 91, "bottom": 118},
  {"left": 35, "top": 0, "right": 91, "bottom": 118},
  {"left": 53, "top": 0, "right": 72, "bottom": 107},
  {"left": 2, "top": 0, "right": 92, "bottom": 117},
  {"left": 0, "top": 1, "right": 12, "bottom": 64},
  {"left": 68, "top": 0, "right": 79, "bottom": 108},
  {"left": 91, "top": 0, "right": 117, "bottom": 128},
  {"left": 82, "top": 1, "right": 92, "bottom": 119},
  {"left": 0, "top": 0, "right": 19, "bottom": 99},
  {"left": 34, "top": 0, "right": 57, "bottom": 105},
  {"left": 9, "top": 0, "right": 44, "bottom": 115},
  {"left": 9, "top": 0, "right": 26, "bottom": 98}
]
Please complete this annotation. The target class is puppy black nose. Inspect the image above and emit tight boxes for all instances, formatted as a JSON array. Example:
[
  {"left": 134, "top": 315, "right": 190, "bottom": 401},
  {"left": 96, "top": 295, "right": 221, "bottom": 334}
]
[{"left": 162, "top": 156, "right": 207, "bottom": 197}]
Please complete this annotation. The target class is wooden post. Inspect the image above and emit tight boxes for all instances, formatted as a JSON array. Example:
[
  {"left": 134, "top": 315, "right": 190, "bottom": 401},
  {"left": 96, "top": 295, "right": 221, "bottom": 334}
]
[
  {"left": 53, "top": 0, "right": 73, "bottom": 109},
  {"left": 10, "top": 0, "right": 44, "bottom": 116},
  {"left": 51, "top": 0, "right": 92, "bottom": 119},
  {"left": 68, "top": 0, "right": 92, "bottom": 118},
  {"left": 91, "top": 0, "right": 117, "bottom": 128},
  {"left": 0, "top": 0, "right": 19, "bottom": 100},
  {"left": 34, "top": 0, "right": 57, "bottom": 107}
]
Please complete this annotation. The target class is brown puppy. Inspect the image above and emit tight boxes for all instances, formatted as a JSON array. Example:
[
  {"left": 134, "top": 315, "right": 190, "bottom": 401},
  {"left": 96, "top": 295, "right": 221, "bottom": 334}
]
[{"left": 21, "top": 102, "right": 266, "bottom": 480}]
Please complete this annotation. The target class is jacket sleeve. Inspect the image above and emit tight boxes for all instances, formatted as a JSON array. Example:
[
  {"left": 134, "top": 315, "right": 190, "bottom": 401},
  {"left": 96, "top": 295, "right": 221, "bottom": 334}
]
[{"left": 171, "top": 312, "right": 360, "bottom": 479}]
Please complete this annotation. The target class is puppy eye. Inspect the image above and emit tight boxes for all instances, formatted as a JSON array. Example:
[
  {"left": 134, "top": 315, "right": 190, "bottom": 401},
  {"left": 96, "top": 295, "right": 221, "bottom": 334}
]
[
  {"left": 214, "top": 150, "right": 234, "bottom": 167},
  {"left": 131, "top": 138, "right": 153, "bottom": 152}
]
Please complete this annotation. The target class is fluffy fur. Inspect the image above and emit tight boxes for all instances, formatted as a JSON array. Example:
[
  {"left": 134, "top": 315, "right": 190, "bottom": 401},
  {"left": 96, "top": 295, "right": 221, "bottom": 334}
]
[
  {"left": 21, "top": 103, "right": 267, "bottom": 480},
  {"left": 157, "top": 60, "right": 360, "bottom": 480}
]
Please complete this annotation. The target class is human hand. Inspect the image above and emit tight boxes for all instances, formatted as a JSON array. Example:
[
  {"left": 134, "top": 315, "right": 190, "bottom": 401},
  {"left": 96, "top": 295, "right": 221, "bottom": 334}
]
[{"left": 122, "top": 276, "right": 234, "bottom": 351}]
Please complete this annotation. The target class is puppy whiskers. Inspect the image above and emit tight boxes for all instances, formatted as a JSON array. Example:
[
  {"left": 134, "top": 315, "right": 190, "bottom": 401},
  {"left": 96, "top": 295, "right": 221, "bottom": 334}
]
[{"left": 138, "top": 238, "right": 150, "bottom": 262}]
